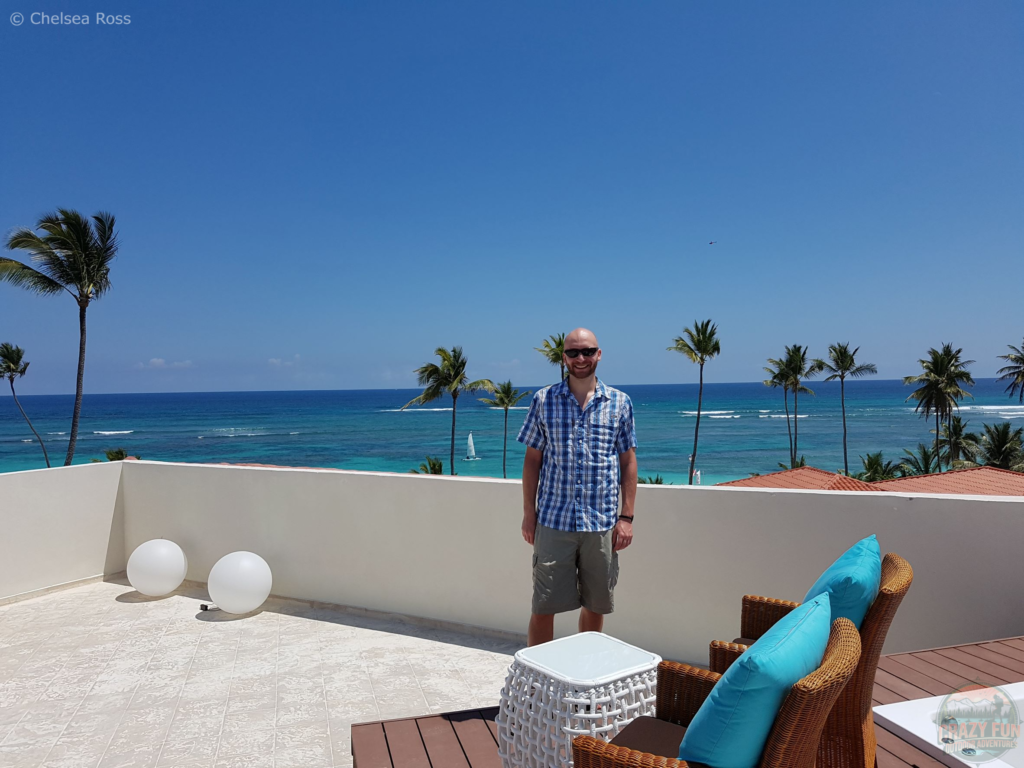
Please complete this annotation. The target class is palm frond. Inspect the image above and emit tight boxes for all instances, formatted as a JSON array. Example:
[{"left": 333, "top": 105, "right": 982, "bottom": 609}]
[
  {"left": 996, "top": 340, "right": 1024, "bottom": 403},
  {"left": 0, "top": 257, "right": 66, "bottom": 295},
  {"left": 480, "top": 380, "right": 531, "bottom": 409},
  {"left": 668, "top": 319, "right": 721, "bottom": 364},
  {"left": 463, "top": 378, "right": 495, "bottom": 394},
  {"left": 0, "top": 343, "right": 28, "bottom": 379}
]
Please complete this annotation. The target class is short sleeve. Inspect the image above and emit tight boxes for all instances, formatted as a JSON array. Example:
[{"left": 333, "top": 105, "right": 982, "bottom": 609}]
[
  {"left": 517, "top": 392, "right": 547, "bottom": 451},
  {"left": 614, "top": 397, "right": 638, "bottom": 454}
]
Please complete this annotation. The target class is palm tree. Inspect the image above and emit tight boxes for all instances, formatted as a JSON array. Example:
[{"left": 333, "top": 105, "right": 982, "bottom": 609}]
[
  {"left": 479, "top": 380, "right": 532, "bottom": 478},
  {"left": 786, "top": 345, "right": 817, "bottom": 466},
  {"left": 0, "top": 343, "right": 50, "bottom": 467},
  {"left": 2, "top": 210, "right": 118, "bottom": 465},
  {"left": 962, "top": 423, "right": 1024, "bottom": 472},
  {"left": 937, "top": 416, "right": 980, "bottom": 468},
  {"left": 91, "top": 448, "right": 138, "bottom": 462},
  {"left": 997, "top": 339, "right": 1024, "bottom": 403},
  {"left": 903, "top": 349, "right": 947, "bottom": 471},
  {"left": 812, "top": 343, "right": 877, "bottom": 475},
  {"left": 668, "top": 319, "right": 721, "bottom": 485},
  {"left": 637, "top": 475, "right": 669, "bottom": 484},
  {"left": 763, "top": 359, "right": 793, "bottom": 467},
  {"left": 898, "top": 443, "right": 940, "bottom": 477},
  {"left": 778, "top": 456, "right": 807, "bottom": 470},
  {"left": 855, "top": 451, "right": 900, "bottom": 481},
  {"left": 938, "top": 343, "right": 975, "bottom": 435},
  {"left": 903, "top": 344, "right": 974, "bottom": 472},
  {"left": 410, "top": 456, "right": 444, "bottom": 475},
  {"left": 535, "top": 333, "right": 566, "bottom": 382},
  {"left": 403, "top": 346, "right": 494, "bottom": 476}
]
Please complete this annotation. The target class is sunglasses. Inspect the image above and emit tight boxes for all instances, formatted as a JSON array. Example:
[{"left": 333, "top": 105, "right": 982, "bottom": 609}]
[{"left": 564, "top": 347, "right": 598, "bottom": 359}]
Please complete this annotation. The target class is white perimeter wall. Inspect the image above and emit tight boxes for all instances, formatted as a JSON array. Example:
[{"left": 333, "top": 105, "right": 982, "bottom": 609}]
[
  {"left": 0, "top": 462, "right": 124, "bottom": 603},
  {"left": 120, "top": 460, "right": 1024, "bottom": 664}
]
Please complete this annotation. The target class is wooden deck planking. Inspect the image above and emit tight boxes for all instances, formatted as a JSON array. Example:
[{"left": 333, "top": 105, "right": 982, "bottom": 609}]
[
  {"left": 448, "top": 710, "right": 503, "bottom": 768},
  {"left": 353, "top": 638, "right": 1024, "bottom": 767},
  {"left": 382, "top": 719, "right": 432, "bottom": 768},
  {"left": 874, "top": 637, "right": 1024, "bottom": 768},
  {"left": 416, "top": 715, "right": 472, "bottom": 768},
  {"left": 351, "top": 722, "right": 392, "bottom": 768}
]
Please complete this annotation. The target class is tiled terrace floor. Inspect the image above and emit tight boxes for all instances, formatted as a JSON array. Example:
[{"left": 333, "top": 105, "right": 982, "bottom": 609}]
[{"left": 0, "top": 580, "right": 519, "bottom": 768}]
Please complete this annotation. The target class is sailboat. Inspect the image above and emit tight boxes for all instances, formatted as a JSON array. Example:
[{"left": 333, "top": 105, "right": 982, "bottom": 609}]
[{"left": 463, "top": 431, "right": 481, "bottom": 461}]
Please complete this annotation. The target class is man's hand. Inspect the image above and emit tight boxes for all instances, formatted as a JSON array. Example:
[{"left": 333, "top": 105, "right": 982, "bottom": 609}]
[
  {"left": 612, "top": 518, "right": 633, "bottom": 551},
  {"left": 522, "top": 512, "right": 537, "bottom": 545}
]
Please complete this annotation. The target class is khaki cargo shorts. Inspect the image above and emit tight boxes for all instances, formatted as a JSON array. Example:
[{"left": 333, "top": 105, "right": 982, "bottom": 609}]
[{"left": 532, "top": 524, "right": 619, "bottom": 615}]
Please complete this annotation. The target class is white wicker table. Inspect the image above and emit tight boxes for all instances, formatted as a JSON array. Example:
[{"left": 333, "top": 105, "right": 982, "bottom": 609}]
[{"left": 496, "top": 631, "right": 661, "bottom": 768}]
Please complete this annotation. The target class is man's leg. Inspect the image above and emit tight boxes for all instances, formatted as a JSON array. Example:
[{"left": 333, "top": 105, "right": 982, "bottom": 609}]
[
  {"left": 529, "top": 613, "right": 555, "bottom": 646},
  {"left": 578, "top": 607, "right": 604, "bottom": 633},
  {"left": 529, "top": 526, "right": 581, "bottom": 645},
  {"left": 577, "top": 528, "right": 618, "bottom": 630}
]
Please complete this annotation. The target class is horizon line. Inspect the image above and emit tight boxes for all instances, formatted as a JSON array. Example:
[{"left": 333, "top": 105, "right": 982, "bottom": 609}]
[{"left": 0, "top": 377, "right": 1006, "bottom": 399}]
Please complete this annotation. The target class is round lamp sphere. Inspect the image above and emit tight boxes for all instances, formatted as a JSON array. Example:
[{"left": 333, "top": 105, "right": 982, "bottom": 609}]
[
  {"left": 127, "top": 539, "right": 188, "bottom": 597},
  {"left": 208, "top": 551, "right": 272, "bottom": 615}
]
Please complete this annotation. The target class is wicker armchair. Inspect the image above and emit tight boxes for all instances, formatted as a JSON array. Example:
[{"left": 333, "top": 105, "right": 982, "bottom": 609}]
[
  {"left": 572, "top": 618, "right": 861, "bottom": 768},
  {"left": 710, "top": 553, "right": 914, "bottom": 768}
]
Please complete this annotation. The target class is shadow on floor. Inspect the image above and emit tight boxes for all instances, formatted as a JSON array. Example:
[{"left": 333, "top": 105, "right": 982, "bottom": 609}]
[{"left": 103, "top": 574, "right": 523, "bottom": 654}]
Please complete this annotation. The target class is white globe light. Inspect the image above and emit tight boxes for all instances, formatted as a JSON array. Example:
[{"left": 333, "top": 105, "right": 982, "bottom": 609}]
[
  {"left": 208, "top": 551, "right": 272, "bottom": 615},
  {"left": 127, "top": 539, "right": 188, "bottom": 597}
]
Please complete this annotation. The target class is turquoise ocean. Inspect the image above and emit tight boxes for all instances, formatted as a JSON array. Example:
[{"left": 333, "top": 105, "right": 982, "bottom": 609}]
[{"left": 1, "top": 379, "right": 1021, "bottom": 482}]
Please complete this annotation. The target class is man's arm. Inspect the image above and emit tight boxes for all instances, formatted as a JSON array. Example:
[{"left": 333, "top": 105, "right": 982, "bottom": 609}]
[
  {"left": 522, "top": 446, "right": 543, "bottom": 545},
  {"left": 613, "top": 448, "right": 637, "bottom": 551}
]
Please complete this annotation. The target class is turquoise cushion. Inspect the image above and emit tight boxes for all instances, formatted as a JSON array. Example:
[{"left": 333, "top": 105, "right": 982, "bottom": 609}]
[
  {"left": 678, "top": 593, "right": 831, "bottom": 768},
  {"left": 803, "top": 534, "right": 882, "bottom": 628}
]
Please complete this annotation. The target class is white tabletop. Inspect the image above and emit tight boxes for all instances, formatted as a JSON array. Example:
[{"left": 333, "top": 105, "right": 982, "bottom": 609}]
[{"left": 515, "top": 632, "right": 661, "bottom": 686}]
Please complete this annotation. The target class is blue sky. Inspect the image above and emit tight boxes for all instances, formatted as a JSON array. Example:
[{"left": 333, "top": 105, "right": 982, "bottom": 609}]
[{"left": 1, "top": 1, "right": 1021, "bottom": 394}]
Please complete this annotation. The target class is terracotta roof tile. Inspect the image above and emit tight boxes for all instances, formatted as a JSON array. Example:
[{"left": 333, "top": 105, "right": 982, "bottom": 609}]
[
  {"left": 717, "top": 464, "right": 1024, "bottom": 496},
  {"left": 716, "top": 466, "right": 874, "bottom": 491},
  {"left": 870, "top": 466, "right": 1024, "bottom": 496}
]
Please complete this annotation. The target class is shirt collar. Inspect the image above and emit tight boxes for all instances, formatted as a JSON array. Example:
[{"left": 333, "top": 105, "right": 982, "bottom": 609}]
[{"left": 557, "top": 377, "right": 608, "bottom": 402}]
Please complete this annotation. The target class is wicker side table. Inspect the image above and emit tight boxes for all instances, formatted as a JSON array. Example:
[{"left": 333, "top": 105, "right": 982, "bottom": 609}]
[{"left": 496, "top": 631, "right": 661, "bottom": 768}]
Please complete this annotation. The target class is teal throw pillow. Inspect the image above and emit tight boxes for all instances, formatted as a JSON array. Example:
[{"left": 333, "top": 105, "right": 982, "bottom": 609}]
[
  {"left": 678, "top": 593, "right": 831, "bottom": 768},
  {"left": 803, "top": 534, "right": 881, "bottom": 628}
]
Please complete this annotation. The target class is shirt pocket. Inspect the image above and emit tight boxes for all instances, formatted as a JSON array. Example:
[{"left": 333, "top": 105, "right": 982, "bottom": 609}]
[{"left": 588, "top": 420, "right": 617, "bottom": 456}]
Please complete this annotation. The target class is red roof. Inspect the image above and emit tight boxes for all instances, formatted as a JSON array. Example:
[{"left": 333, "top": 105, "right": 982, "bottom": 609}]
[
  {"left": 717, "top": 465, "right": 1024, "bottom": 496},
  {"left": 717, "top": 467, "right": 875, "bottom": 491},
  {"left": 870, "top": 466, "right": 1024, "bottom": 496}
]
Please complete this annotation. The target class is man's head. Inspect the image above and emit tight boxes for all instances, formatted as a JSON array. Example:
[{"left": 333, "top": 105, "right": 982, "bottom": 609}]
[{"left": 563, "top": 328, "right": 601, "bottom": 380}]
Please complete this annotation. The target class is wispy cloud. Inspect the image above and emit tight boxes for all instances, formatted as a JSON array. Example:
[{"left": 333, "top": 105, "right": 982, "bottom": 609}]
[
  {"left": 269, "top": 354, "right": 301, "bottom": 367},
  {"left": 135, "top": 358, "right": 194, "bottom": 369}
]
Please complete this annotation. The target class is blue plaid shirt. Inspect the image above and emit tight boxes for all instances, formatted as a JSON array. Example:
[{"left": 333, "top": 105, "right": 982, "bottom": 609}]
[{"left": 517, "top": 378, "right": 637, "bottom": 532}]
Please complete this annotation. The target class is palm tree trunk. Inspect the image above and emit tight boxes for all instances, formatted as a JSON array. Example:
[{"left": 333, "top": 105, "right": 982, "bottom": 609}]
[
  {"left": 840, "top": 376, "right": 848, "bottom": 475},
  {"left": 10, "top": 381, "right": 50, "bottom": 468},
  {"left": 784, "top": 388, "right": 793, "bottom": 467},
  {"left": 502, "top": 408, "right": 508, "bottom": 479},
  {"left": 793, "top": 388, "right": 800, "bottom": 466},
  {"left": 65, "top": 302, "right": 88, "bottom": 466},
  {"left": 689, "top": 363, "right": 704, "bottom": 485},
  {"left": 560, "top": 361, "right": 565, "bottom": 381},
  {"left": 450, "top": 393, "right": 457, "bottom": 476},
  {"left": 935, "top": 412, "right": 941, "bottom": 473}
]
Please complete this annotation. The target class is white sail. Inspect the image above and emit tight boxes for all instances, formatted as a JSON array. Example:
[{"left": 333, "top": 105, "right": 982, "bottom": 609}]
[{"left": 464, "top": 431, "right": 480, "bottom": 460}]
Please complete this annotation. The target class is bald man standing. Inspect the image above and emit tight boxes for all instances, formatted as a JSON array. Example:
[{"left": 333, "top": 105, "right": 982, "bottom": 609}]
[{"left": 517, "top": 328, "right": 638, "bottom": 646}]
